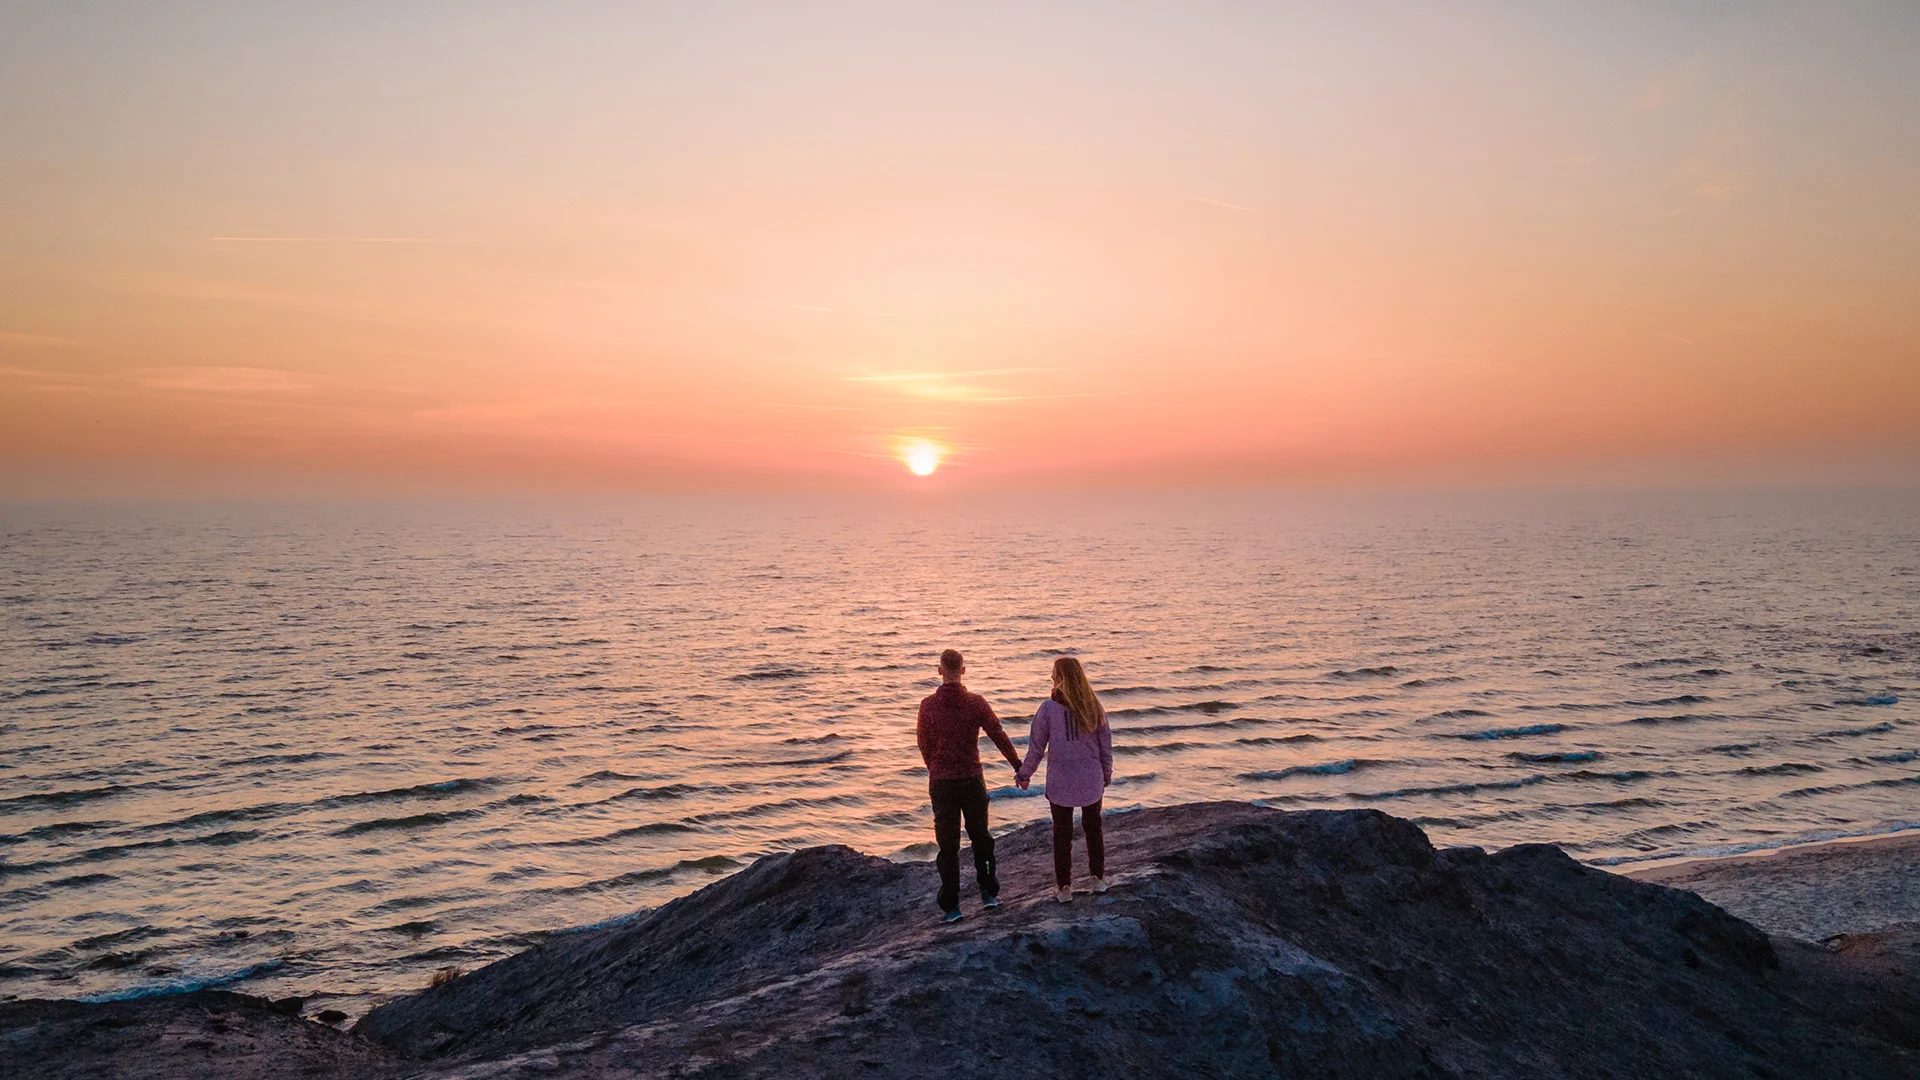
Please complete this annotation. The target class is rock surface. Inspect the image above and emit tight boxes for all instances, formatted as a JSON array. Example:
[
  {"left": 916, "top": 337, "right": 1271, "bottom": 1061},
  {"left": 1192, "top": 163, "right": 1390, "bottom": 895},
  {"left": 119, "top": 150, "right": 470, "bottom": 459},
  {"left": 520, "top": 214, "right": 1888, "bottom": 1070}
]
[
  {"left": 4, "top": 803, "right": 1917, "bottom": 1079},
  {"left": 0, "top": 989, "right": 405, "bottom": 1079}
]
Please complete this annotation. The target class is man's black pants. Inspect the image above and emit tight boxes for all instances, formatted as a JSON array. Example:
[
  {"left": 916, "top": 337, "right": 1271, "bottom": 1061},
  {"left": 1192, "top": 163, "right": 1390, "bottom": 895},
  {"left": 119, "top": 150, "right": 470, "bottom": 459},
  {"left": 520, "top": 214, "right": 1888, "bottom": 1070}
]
[{"left": 930, "top": 776, "right": 997, "bottom": 913}]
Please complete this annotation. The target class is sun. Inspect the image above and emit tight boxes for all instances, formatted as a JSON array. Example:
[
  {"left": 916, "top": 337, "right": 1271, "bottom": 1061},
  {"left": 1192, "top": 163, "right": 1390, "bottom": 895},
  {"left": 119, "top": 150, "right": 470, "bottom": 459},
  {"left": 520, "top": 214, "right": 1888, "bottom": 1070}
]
[{"left": 902, "top": 440, "right": 943, "bottom": 477}]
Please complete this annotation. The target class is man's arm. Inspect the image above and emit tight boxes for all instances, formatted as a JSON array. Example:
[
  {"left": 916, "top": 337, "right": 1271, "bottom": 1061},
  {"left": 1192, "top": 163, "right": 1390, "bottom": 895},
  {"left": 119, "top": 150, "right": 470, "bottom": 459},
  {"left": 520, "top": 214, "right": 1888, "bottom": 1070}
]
[
  {"left": 979, "top": 700, "right": 1021, "bottom": 768},
  {"left": 916, "top": 700, "right": 933, "bottom": 769}
]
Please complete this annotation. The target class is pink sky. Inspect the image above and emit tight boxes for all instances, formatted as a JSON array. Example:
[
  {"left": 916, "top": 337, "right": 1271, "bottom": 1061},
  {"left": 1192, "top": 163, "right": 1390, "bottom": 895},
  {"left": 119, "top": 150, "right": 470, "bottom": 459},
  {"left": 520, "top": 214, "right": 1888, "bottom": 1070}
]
[{"left": 2, "top": 4, "right": 1917, "bottom": 495}]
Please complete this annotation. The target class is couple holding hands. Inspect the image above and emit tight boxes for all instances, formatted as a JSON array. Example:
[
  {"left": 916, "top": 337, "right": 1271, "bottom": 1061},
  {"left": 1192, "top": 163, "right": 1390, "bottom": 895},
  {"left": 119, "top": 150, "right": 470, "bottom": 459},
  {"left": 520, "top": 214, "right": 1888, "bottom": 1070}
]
[{"left": 915, "top": 649, "right": 1114, "bottom": 922}]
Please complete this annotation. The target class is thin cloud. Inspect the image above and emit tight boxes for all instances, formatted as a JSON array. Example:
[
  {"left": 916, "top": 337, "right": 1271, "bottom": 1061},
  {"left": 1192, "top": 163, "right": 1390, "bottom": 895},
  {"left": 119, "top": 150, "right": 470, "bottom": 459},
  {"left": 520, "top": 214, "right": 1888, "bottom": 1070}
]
[
  {"left": 134, "top": 366, "right": 313, "bottom": 393},
  {"left": 1638, "top": 74, "right": 1686, "bottom": 111},
  {"left": 205, "top": 236, "right": 446, "bottom": 243},
  {"left": 952, "top": 390, "right": 1149, "bottom": 403},
  {"left": 558, "top": 280, "right": 907, "bottom": 318},
  {"left": 844, "top": 367, "right": 1068, "bottom": 404},
  {"left": 844, "top": 368, "right": 1052, "bottom": 383},
  {"left": 0, "top": 331, "right": 87, "bottom": 348},
  {"left": 1189, "top": 195, "right": 1257, "bottom": 213}
]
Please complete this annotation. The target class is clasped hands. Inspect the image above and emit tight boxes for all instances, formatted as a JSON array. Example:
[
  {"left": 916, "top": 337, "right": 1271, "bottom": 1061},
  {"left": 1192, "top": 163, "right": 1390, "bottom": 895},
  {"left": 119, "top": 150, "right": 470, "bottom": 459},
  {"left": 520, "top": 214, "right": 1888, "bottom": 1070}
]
[{"left": 1010, "top": 762, "right": 1112, "bottom": 791}]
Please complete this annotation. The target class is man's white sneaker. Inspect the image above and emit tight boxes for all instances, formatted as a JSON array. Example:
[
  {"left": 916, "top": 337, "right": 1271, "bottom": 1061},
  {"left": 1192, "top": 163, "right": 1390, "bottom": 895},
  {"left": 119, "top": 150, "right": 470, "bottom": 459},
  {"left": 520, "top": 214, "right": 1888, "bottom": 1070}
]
[
  {"left": 1090, "top": 876, "right": 1110, "bottom": 894},
  {"left": 982, "top": 895, "right": 1000, "bottom": 908},
  {"left": 1053, "top": 886, "right": 1072, "bottom": 903}
]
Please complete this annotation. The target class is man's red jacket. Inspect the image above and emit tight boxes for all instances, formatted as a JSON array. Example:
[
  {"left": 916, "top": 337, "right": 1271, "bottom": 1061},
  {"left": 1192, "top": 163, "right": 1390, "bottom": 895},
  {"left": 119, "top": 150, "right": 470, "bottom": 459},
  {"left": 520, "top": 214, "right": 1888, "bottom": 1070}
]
[{"left": 917, "top": 682, "right": 1020, "bottom": 781}]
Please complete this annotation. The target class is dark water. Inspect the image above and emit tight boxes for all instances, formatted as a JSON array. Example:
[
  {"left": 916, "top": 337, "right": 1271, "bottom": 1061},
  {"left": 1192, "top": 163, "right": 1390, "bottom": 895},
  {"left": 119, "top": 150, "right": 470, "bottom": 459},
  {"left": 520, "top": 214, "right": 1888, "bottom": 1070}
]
[{"left": 2, "top": 491, "right": 1915, "bottom": 1009}]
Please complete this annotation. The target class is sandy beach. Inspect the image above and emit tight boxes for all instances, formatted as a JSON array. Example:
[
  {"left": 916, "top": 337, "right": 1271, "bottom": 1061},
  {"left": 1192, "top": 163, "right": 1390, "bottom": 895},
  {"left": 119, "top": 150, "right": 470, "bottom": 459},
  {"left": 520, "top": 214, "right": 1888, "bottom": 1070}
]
[{"left": 1626, "top": 832, "right": 1920, "bottom": 942}]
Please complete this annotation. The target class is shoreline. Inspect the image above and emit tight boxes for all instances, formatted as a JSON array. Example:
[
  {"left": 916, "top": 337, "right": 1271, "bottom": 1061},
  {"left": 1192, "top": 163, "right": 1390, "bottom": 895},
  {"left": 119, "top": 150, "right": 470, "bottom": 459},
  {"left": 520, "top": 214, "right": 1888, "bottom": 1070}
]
[
  {"left": 1624, "top": 829, "right": 1920, "bottom": 942},
  {"left": 1605, "top": 824, "right": 1920, "bottom": 875}
]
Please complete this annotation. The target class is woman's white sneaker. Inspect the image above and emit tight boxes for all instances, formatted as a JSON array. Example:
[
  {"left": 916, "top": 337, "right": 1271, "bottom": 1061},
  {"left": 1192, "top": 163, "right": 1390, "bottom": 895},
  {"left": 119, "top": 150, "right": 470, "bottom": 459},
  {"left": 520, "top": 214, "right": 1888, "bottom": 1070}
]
[
  {"left": 1053, "top": 885, "right": 1073, "bottom": 903},
  {"left": 1090, "top": 876, "right": 1110, "bottom": 894}
]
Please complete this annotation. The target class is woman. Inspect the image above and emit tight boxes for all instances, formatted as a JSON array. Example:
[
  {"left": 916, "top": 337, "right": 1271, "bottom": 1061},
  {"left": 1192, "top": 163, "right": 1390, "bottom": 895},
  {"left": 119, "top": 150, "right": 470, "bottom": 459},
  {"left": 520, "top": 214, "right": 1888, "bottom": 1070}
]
[{"left": 1015, "top": 656, "right": 1114, "bottom": 901}]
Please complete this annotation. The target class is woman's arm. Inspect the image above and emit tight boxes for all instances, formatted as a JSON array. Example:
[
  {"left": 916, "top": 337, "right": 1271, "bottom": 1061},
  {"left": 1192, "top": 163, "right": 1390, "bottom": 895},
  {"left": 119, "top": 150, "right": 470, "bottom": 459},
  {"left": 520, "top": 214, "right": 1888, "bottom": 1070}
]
[
  {"left": 1016, "top": 704, "right": 1050, "bottom": 784},
  {"left": 1098, "top": 721, "right": 1113, "bottom": 786}
]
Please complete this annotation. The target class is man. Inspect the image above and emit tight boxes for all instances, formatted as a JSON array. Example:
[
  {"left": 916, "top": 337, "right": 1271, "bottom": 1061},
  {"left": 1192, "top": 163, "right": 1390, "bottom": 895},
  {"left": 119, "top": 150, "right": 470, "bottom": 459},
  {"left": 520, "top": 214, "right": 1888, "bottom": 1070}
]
[{"left": 917, "top": 648, "right": 1022, "bottom": 922}]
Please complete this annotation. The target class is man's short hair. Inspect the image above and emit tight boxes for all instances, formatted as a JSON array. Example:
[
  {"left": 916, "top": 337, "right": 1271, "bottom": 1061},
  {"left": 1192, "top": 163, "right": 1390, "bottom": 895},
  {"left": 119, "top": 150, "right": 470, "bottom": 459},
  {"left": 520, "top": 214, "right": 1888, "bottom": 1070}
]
[{"left": 939, "top": 649, "right": 964, "bottom": 675}]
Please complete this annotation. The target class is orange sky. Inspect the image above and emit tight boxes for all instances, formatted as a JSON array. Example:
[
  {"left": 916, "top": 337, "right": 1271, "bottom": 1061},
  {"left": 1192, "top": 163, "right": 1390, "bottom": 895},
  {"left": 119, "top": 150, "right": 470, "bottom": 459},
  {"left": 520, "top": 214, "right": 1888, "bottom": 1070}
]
[{"left": 3, "top": 4, "right": 1917, "bottom": 495}]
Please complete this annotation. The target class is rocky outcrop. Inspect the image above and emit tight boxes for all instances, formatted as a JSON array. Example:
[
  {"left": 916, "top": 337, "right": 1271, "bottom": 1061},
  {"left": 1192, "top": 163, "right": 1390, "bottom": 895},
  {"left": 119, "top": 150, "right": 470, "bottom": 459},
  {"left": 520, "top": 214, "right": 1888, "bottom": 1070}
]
[
  {"left": 0, "top": 990, "right": 405, "bottom": 1079},
  {"left": 5, "top": 804, "right": 1917, "bottom": 1078}
]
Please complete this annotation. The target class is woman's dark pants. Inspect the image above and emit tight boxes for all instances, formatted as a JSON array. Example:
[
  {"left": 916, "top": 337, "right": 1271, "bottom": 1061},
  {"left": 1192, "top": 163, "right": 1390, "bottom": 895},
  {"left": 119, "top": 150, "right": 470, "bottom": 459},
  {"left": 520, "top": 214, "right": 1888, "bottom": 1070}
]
[
  {"left": 930, "top": 777, "right": 997, "bottom": 913},
  {"left": 1049, "top": 799, "right": 1104, "bottom": 887}
]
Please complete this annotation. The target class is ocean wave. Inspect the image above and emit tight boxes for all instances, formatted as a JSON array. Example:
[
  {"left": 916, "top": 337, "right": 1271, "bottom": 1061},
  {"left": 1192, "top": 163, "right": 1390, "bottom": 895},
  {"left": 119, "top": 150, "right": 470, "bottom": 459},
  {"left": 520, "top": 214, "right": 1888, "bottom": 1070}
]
[
  {"left": 0, "top": 784, "right": 137, "bottom": 815},
  {"left": 713, "top": 750, "right": 853, "bottom": 768},
  {"left": 73, "top": 924, "right": 172, "bottom": 951},
  {"left": 78, "top": 959, "right": 283, "bottom": 1003},
  {"left": 135, "top": 802, "right": 295, "bottom": 834},
  {"left": 1107, "top": 700, "right": 1240, "bottom": 719},
  {"left": 1736, "top": 762, "right": 1822, "bottom": 777},
  {"left": 1239, "top": 759, "right": 1378, "bottom": 781},
  {"left": 545, "top": 856, "right": 741, "bottom": 896},
  {"left": 1625, "top": 695, "right": 1712, "bottom": 707},
  {"left": 335, "top": 810, "right": 483, "bottom": 837},
  {"left": 1627, "top": 713, "right": 1719, "bottom": 726},
  {"left": 1354, "top": 776, "right": 1548, "bottom": 800},
  {"left": 1329, "top": 666, "right": 1399, "bottom": 679},
  {"left": 1112, "top": 740, "right": 1212, "bottom": 757},
  {"left": 1399, "top": 676, "right": 1465, "bottom": 688},
  {"left": 1813, "top": 722, "right": 1895, "bottom": 740},
  {"left": 0, "top": 872, "right": 118, "bottom": 905},
  {"left": 687, "top": 793, "right": 868, "bottom": 824},
  {"left": 1506, "top": 751, "right": 1600, "bottom": 764},
  {"left": 1352, "top": 767, "right": 1657, "bottom": 803},
  {"left": 1556, "top": 769, "right": 1657, "bottom": 784},
  {"left": 331, "top": 778, "right": 497, "bottom": 805},
  {"left": 0, "top": 819, "right": 119, "bottom": 845},
  {"left": 525, "top": 821, "right": 699, "bottom": 848},
  {"left": 729, "top": 665, "right": 816, "bottom": 682},
  {"left": 575, "top": 783, "right": 708, "bottom": 808},
  {"left": 1098, "top": 685, "right": 1164, "bottom": 698},
  {"left": 987, "top": 784, "right": 1045, "bottom": 799},
  {"left": 1778, "top": 774, "right": 1920, "bottom": 800},
  {"left": 568, "top": 770, "right": 662, "bottom": 786},
  {"left": 1429, "top": 709, "right": 1492, "bottom": 720},
  {"left": 1453, "top": 724, "right": 1566, "bottom": 741},
  {"left": 221, "top": 751, "right": 343, "bottom": 768},
  {"left": 0, "top": 831, "right": 263, "bottom": 879},
  {"left": 1573, "top": 797, "right": 1664, "bottom": 811},
  {"left": 1114, "top": 716, "right": 1285, "bottom": 736}
]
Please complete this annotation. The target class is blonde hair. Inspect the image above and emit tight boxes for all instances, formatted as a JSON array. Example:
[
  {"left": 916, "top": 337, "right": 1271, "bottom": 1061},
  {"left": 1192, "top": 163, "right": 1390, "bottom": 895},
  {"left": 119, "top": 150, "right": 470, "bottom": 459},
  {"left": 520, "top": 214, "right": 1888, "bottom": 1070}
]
[{"left": 1052, "top": 657, "right": 1105, "bottom": 734}]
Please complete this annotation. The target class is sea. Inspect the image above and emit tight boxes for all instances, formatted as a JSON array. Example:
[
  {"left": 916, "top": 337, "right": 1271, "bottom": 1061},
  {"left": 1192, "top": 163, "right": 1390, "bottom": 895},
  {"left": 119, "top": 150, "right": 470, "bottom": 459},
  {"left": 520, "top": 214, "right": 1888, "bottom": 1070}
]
[{"left": 2, "top": 490, "right": 1915, "bottom": 1011}]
